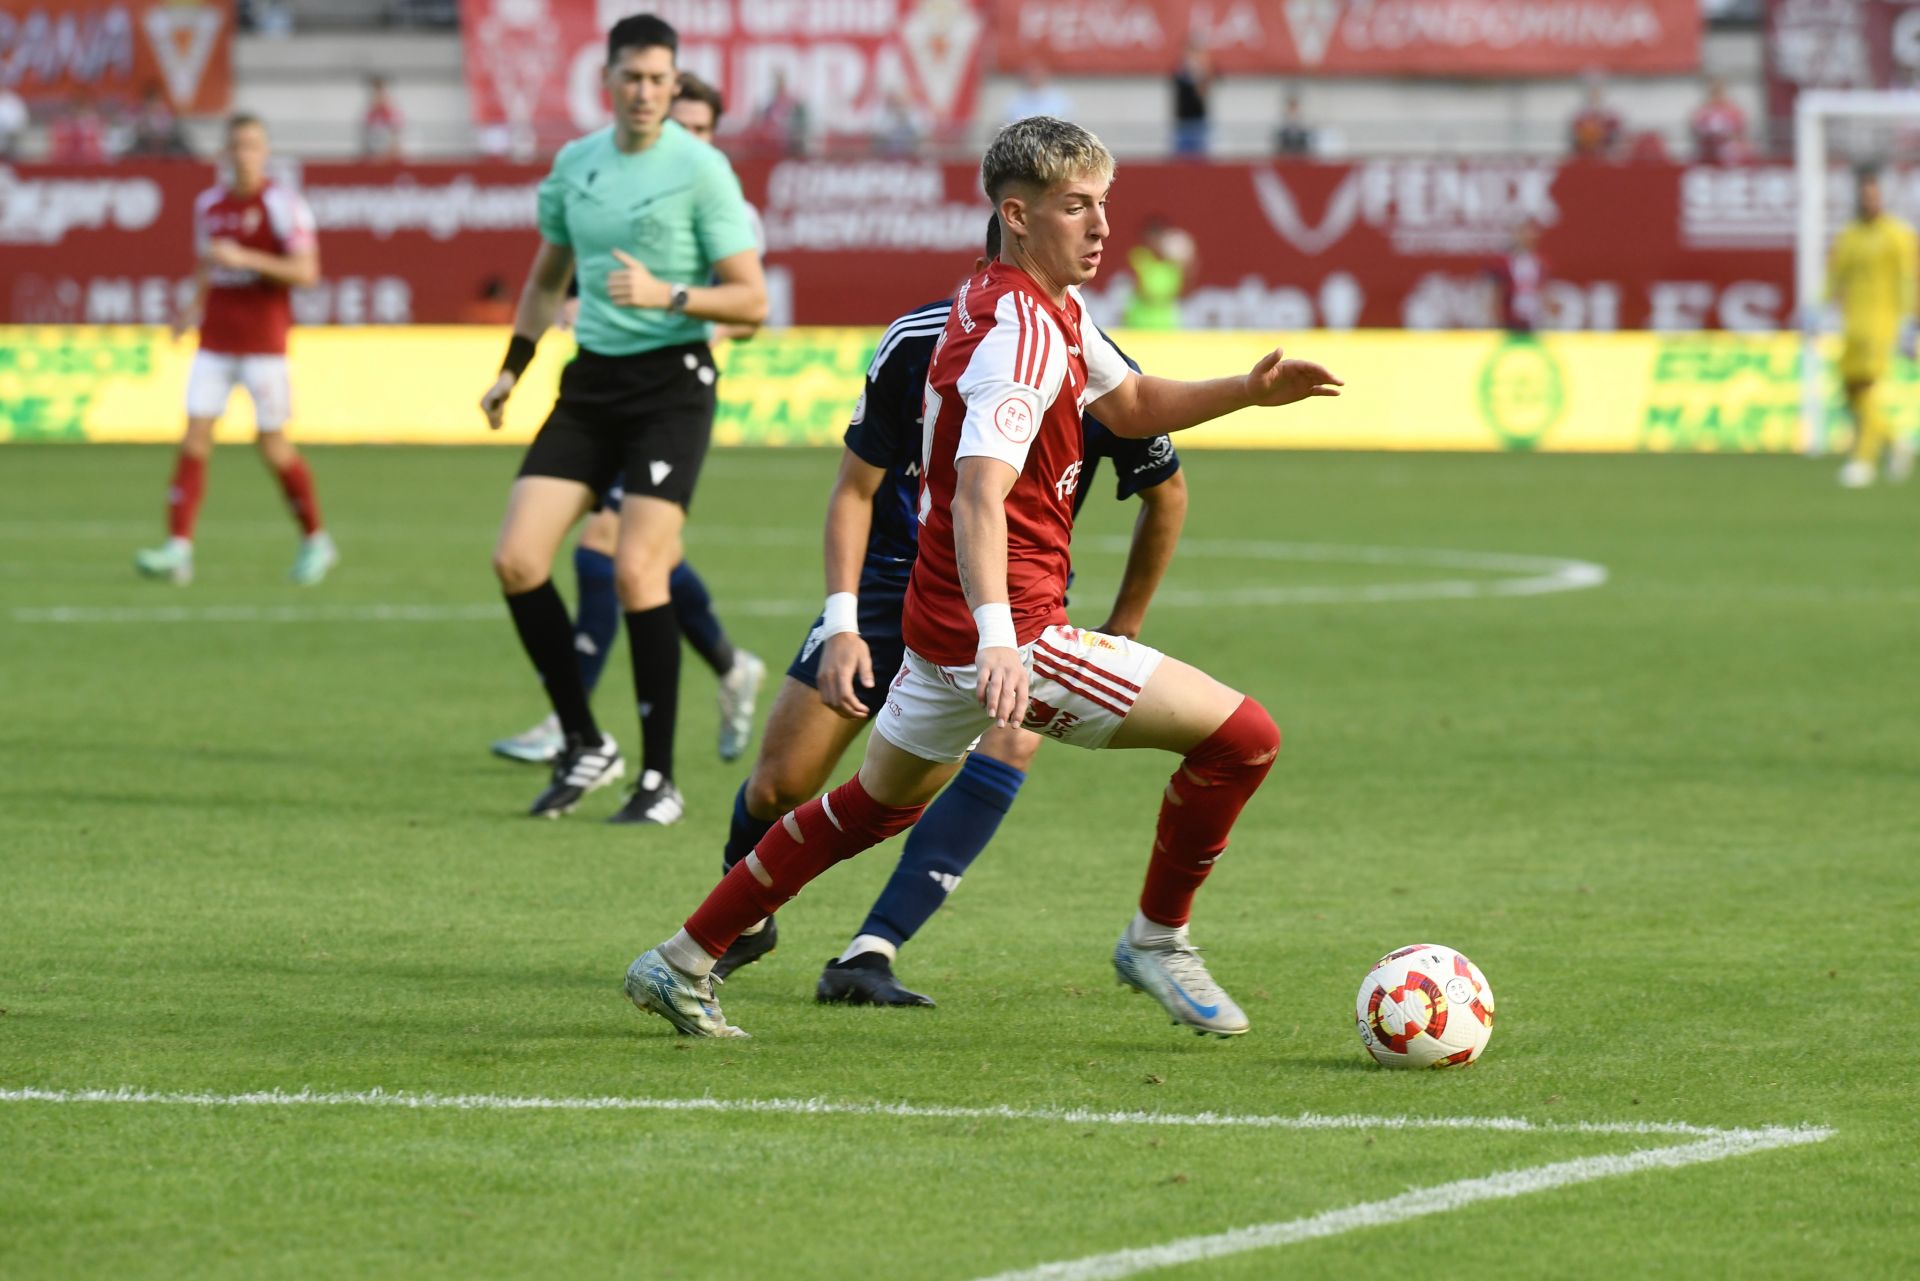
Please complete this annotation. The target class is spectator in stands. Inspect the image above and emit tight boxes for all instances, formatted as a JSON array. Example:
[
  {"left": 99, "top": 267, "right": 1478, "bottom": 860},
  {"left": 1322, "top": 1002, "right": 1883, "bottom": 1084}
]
[
  {"left": 756, "top": 73, "right": 809, "bottom": 156},
  {"left": 361, "top": 75, "right": 404, "bottom": 160},
  {"left": 1005, "top": 61, "right": 1073, "bottom": 123},
  {"left": 1568, "top": 75, "right": 1622, "bottom": 160},
  {"left": 128, "top": 84, "right": 192, "bottom": 157},
  {"left": 48, "top": 95, "right": 109, "bottom": 163},
  {"left": 1690, "top": 77, "right": 1749, "bottom": 165},
  {"left": 1123, "top": 218, "right": 1195, "bottom": 330},
  {"left": 0, "top": 84, "right": 26, "bottom": 159},
  {"left": 875, "top": 90, "right": 923, "bottom": 157},
  {"left": 1486, "top": 220, "right": 1547, "bottom": 333},
  {"left": 1273, "top": 89, "right": 1314, "bottom": 158},
  {"left": 1172, "top": 41, "right": 1213, "bottom": 158},
  {"left": 463, "top": 275, "right": 517, "bottom": 325}
]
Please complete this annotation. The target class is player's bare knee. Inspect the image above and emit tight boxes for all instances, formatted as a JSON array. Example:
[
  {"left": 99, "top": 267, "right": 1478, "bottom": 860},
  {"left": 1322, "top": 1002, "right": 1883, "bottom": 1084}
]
[
  {"left": 491, "top": 545, "right": 544, "bottom": 594},
  {"left": 614, "top": 559, "right": 669, "bottom": 611},
  {"left": 744, "top": 767, "right": 810, "bottom": 820}
]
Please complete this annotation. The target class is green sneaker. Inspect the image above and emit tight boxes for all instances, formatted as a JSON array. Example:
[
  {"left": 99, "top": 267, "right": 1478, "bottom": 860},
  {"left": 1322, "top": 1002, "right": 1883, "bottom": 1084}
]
[
  {"left": 290, "top": 531, "right": 338, "bottom": 585},
  {"left": 134, "top": 539, "right": 193, "bottom": 585}
]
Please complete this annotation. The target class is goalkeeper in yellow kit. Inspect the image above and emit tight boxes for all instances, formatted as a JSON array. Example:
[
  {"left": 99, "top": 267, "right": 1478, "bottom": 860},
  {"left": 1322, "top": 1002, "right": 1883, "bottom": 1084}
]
[{"left": 1828, "top": 168, "right": 1918, "bottom": 487}]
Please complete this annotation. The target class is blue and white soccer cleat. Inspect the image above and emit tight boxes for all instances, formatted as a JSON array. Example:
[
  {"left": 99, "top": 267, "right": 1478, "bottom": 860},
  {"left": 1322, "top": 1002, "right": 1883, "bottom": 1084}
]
[
  {"left": 491, "top": 714, "right": 564, "bottom": 764},
  {"left": 134, "top": 539, "right": 194, "bottom": 585},
  {"left": 716, "top": 650, "right": 766, "bottom": 762},
  {"left": 290, "top": 531, "right": 338, "bottom": 585},
  {"left": 624, "top": 947, "right": 749, "bottom": 1038},
  {"left": 1114, "top": 926, "right": 1250, "bottom": 1038}
]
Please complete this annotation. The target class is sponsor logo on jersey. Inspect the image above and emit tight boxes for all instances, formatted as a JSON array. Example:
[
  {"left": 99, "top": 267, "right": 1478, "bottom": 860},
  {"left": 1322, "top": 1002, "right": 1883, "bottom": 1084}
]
[{"left": 1053, "top": 459, "right": 1083, "bottom": 500}]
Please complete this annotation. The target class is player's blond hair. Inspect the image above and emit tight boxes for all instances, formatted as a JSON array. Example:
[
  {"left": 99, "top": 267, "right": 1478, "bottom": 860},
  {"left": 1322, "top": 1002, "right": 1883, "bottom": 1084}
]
[{"left": 980, "top": 117, "right": 1115, "bottom": 201}]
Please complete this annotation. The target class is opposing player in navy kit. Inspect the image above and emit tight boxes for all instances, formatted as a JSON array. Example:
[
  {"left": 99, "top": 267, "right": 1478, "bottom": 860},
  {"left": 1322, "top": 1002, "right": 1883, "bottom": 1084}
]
[{"left": 711, "top": 216, "right": 1189, "bottom": 1006}]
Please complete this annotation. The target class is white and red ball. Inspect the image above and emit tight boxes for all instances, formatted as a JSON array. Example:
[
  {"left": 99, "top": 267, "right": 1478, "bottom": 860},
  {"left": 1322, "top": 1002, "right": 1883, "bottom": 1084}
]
[{"left": 1355, "top": 944, "right": 1496, "bottom": 1068}]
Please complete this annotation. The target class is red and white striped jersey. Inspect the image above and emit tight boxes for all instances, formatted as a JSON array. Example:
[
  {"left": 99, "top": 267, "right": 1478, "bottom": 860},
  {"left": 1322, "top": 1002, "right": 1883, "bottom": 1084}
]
[
  {"left": 902, "top": 261, "right": 1132, "bottom": 667},
  {"left": 194, "top": 181, "right": 317, "bottom": 355}
]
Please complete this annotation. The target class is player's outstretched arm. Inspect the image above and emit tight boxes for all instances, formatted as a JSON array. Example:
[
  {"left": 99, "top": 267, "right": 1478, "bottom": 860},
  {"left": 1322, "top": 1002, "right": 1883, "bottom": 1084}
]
[
  {"left": 952, "top": 455, "right": 1027, "bottom": 728},
  {"left": 1099, "top": 470, "right": 1187, "bottom": 639},
  {"left": 816, "top": 450, "right": 886, "bottom": 719},
  {"left": 480, "top": 240, "right": 575, "bottom": 430},
  {"left": 1088, "top": 348, "right": 1342, "bottom": 440}
]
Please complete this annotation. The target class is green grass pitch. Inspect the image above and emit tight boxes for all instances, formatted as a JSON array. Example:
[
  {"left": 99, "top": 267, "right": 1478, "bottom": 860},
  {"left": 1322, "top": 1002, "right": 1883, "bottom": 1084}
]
[{"left": 1, "top": 444, "right": 1916, "bottom": 1279}]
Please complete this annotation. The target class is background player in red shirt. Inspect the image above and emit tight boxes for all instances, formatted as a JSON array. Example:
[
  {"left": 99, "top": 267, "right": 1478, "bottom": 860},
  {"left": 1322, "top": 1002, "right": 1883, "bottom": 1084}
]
[
  {"left": 626, "top": 116, "right": 1341, "bottom": 1041},
  {"left": 136, "top": 113, "right": 333, "bottom": 586}
]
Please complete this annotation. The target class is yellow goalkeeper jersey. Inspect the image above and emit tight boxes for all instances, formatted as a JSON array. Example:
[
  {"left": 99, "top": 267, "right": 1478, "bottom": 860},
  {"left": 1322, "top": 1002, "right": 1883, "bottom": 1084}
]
[{"left": 1828, "top": 213, "right": 1917, "bottom": 337}]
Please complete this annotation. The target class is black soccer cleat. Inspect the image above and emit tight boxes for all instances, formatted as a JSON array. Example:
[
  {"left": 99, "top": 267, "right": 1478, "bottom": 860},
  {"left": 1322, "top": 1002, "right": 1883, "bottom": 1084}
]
[
  {"left": 606, "top": 769, "right": 685, "bottom": 826},
  {"left": 816, "top": 952, "right": 936, "bottom": 1007},
  {"left": 529, "top": 733, "right": 624, "bottom": 818},
  {"left": 710, "top": 914, "right": 778, "bottom": 982}
]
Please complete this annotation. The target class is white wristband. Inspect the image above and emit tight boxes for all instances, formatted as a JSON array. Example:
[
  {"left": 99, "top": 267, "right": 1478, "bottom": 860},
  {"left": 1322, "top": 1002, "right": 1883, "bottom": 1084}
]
[
  {"left": 821, "top": 592, "right": 860, "bottom": 639},
  {"left": 972, "top": 602, "right": 1017, "bottom": 651}
]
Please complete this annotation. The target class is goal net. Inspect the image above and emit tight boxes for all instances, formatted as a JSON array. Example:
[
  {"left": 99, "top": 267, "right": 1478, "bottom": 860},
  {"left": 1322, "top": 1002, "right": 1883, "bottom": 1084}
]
[{"left": 1794, "top": 90, "right": 1920, "bottom": 454}]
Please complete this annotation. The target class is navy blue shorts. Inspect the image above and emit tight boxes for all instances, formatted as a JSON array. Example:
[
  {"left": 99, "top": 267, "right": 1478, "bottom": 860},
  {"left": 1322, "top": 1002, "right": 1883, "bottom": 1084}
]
[{"left": 786, "top": 587, "right": 907, "bottom": 721}]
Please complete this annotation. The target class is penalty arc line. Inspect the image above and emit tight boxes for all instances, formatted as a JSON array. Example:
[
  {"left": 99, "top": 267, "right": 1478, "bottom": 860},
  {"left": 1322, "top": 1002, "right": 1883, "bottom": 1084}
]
[{"left": 970, "top": 1125, "right": 1832, "bottom": 1281}]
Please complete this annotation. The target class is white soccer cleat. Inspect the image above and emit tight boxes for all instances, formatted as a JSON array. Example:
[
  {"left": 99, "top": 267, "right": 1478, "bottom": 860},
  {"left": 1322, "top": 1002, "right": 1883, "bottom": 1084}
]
[
  {"left": 134, "top": 539, "right": 193, "bottom": 585},
  {"left": 1888, "top": 438, "right": 1915, "bottom": 484},
  {"left": 716, "top": 650, "right": 766, "bottom": 762},
  {"left": 291, "top": 531, "right": 338, "bottom": 585},
  {"left": 1113, "top": 925, "right": 1250, "bottom": 1038},
  {"left": 1838, "top": 458, "right": 1876, "bottom": 489},
  {"left": 624, "top": 947, "right": 749, "bottom": 1038},
  {"left": 491, "top": 713, "right": 564, "bottom": 764}
]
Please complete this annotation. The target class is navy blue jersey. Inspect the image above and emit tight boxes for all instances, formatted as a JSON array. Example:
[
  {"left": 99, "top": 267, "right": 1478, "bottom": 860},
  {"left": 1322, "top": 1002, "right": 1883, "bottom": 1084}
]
[{"left": 843, "top": 300, "right": 1180, "bottom": 594}]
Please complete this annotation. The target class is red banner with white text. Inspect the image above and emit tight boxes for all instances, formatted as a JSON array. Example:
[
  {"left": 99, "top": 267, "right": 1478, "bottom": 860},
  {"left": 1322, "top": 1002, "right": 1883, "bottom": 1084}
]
[
  {"left": 999, "top": 0, "right": 1700, "bottom": 75},
  {"left": 0, "top": 0, "right": 232, "bottom": 113},
  {"left": 457, "top": 0, "right": 987, "bottom": 150},
  {"left": 11, "top": 157, "right": 1916, "bottom": 331}
]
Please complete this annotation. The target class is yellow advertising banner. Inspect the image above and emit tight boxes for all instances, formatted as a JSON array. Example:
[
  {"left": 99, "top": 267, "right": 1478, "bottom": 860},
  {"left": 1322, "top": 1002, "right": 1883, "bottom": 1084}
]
[{"left": 2, "top": 326, "right": 1910, "bottom": 451}]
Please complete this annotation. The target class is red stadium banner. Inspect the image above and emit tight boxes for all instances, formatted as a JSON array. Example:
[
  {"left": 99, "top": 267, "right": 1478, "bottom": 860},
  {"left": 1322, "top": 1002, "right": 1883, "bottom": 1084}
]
[
  {"left": 0, "top": 0, "right": 232, "bottom": 114},
  {"left": 1763, "top": 1, "right": 1920, "bottom": 142},
  {"left": 457, "top": 0, "right": 988, "bottom": 148},
  {"left": 2, "top": 156, "right": 1877, "bottom": 332},
  {"left": 999, "top": 0, "right": 1700, "bottom": 76}
]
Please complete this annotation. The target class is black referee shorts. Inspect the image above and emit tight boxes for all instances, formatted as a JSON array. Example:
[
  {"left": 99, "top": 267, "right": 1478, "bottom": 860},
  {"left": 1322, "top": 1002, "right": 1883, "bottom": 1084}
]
[{"left": 517, "top": 342, "right": 717, "bottom": 511}]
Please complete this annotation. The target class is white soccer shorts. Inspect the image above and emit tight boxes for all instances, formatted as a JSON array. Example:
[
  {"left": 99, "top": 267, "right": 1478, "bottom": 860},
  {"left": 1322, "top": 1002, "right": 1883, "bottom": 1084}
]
[
  {"left": 874, "top": 624, "right": 1167, "bottom": 763},
  {"left": 186, "top": 351, "right": 292, "bottom": 430}
]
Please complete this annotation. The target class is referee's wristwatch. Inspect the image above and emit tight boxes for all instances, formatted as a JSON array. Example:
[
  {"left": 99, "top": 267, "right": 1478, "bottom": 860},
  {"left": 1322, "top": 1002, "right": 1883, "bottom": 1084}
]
[{"left": 668, "top": 284, "right": 690, "bottom": 314}]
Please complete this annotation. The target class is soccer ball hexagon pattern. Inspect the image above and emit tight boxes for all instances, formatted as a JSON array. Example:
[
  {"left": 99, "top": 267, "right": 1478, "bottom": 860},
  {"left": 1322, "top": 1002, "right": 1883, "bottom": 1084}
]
[{"left": 1356, "top": 943, "right": 1496, "bottom": 1068}]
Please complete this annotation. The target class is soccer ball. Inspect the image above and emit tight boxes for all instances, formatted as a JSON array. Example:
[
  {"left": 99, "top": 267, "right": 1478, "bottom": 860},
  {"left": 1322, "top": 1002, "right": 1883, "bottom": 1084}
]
[{"left": 1355, "top": 944, "right": 1495, "bottom": 1068}]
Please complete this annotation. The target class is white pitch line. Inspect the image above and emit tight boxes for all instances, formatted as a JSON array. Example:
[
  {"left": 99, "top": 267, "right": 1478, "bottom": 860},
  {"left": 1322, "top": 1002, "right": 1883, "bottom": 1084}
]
[
  {"left": 0, "top": 1086, "right": 1819, "bottom": 1145},
  {"left": 970, "top": 1125, "right": 1832, "bottom": 1281}
]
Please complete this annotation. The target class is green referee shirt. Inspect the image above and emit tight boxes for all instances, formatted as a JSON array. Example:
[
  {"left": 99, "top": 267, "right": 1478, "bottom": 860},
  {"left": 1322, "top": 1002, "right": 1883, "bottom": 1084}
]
[{"left": 537, "top": 121, "right": 758, "bottom": 356}]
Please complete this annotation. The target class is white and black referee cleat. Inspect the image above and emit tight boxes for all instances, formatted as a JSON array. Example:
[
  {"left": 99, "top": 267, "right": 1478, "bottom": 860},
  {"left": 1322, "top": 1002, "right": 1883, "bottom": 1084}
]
[
  {"left": 529, "top": 732, "right": 624, "bottom": 818},
  {"left": 607, "top": 769, "right": 684, "bottom": 826}
]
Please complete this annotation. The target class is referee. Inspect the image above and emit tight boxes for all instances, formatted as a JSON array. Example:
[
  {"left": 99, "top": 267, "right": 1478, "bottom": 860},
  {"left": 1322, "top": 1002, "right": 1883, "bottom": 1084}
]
[{"left": 482, "top": 13, "right": 766, "bottom": 824}]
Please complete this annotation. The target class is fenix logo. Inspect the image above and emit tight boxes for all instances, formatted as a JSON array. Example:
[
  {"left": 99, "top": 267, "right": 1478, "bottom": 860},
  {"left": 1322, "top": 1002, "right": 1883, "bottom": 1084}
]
[
  {"left": 1252, "top": 160, "right": 1559, "bottom": 257},
  {"left": 0, "top": 168, "right": 163, "bottom": 244}
]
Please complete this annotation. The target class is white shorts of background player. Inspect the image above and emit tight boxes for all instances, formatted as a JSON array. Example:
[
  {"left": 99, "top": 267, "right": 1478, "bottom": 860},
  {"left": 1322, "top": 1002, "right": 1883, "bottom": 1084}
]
[{"left": 186, "top": 351, "right": 292, "bottom": 430}]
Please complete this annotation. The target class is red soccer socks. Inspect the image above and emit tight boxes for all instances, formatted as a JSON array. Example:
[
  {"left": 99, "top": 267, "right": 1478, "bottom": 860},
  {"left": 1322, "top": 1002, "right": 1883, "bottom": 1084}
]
[{"left": 1139, "top": 697, "right": 1281, "bottom": 928}]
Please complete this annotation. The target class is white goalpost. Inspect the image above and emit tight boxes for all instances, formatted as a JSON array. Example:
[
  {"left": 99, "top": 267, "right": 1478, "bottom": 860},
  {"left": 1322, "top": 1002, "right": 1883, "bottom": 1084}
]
[{"left": 1794, "top": 90, "right": 1920, "bottom": 455}]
